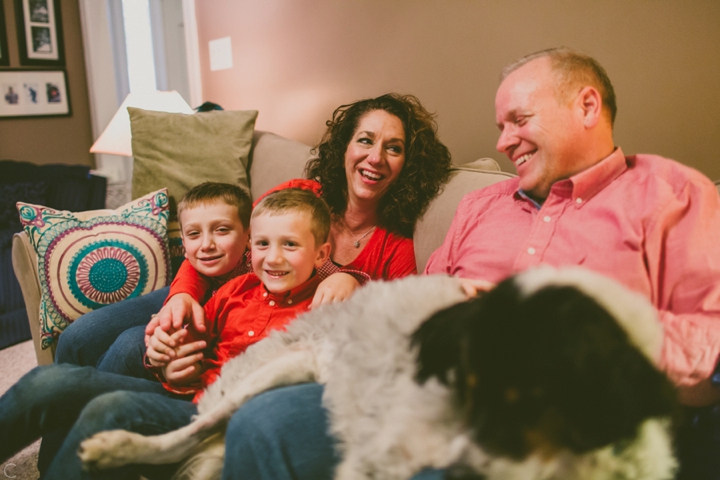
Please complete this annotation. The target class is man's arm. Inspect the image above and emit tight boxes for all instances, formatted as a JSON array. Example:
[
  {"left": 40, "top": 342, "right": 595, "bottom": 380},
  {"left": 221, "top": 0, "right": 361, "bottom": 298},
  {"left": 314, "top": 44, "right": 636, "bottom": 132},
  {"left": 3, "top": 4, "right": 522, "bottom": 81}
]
[{"left": 649, "top": 175, "right": 720, "bottom": 406}]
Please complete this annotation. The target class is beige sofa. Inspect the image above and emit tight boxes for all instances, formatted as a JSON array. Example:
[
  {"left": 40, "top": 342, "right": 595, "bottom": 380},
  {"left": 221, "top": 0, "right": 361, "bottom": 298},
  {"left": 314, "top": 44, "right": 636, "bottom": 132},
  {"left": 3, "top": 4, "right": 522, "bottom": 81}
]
[{"left": 12, "top": 130, "right": 515, "bottom": 366}]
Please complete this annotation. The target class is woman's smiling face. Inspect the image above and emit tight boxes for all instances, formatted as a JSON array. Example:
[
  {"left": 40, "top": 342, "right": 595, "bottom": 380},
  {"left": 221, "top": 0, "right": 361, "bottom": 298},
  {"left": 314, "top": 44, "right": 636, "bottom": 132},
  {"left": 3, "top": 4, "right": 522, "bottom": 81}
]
[{"left": 344, "top": 109, "right": 406, "bottom": 207}]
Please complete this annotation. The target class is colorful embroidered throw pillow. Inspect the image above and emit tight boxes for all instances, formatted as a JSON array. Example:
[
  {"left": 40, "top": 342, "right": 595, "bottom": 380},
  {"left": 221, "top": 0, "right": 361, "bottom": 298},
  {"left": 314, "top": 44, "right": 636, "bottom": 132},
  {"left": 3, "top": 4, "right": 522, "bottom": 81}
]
[{"left": 17, "top": 189, "right": 171, "bottom": 349}]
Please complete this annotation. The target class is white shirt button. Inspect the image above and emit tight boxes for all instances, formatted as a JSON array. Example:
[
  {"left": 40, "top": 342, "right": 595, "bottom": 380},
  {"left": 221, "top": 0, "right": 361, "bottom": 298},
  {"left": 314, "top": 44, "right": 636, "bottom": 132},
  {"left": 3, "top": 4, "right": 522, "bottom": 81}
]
[
  {"left": 269, "top": 300, "right": 276, "bottom": 306},
  {"left": 527, "top": 247, "right": 536, "bottom": 255},
  {"left": 263, "top": 292, "right": 268, "bottom": 297},
  {"left": 248, "top": 330, "right": 255, "bottom": 337},
  {"left": 576, "top": 198, "right": 583, "bottom": 204},
  {"left": 543, "top": 216, "right": 551, "bottom": 223},
  {"left": 287, "top": 299, "right": 293, "bottom": 304}
]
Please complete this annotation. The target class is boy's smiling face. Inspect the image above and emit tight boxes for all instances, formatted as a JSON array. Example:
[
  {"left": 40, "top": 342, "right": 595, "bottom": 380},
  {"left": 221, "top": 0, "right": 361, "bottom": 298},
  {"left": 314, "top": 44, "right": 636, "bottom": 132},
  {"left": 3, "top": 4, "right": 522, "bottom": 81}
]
[
  {"left": 180, "top": 201, "right": 249, "bottom": 278},
  {"left": 250, "top": 211, "right": 330, "bottom": 294}
]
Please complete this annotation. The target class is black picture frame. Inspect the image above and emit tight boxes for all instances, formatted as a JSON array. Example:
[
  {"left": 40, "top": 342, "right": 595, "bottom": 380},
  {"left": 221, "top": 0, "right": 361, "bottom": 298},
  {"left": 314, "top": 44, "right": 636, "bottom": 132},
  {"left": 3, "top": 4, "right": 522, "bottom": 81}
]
[
  {"left": 0, "top": 69, "right": 71, "bottom": 118},
  {"left": 14, "top": 0, "right": 64, "bottom": 66},
  {"left": 0, "top": 0, "right": 10, "bottom": 67}
]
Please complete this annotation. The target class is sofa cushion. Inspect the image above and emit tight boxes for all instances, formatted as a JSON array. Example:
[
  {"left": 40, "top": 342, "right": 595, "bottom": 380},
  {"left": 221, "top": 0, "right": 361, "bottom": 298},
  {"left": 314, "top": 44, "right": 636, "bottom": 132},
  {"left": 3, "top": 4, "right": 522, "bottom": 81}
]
[
  {"left": 130, "top": 108, "right": 258, "bottom": 274},
  {"left": 247, "top": 131, "right": 315, "bottom": 200},
  {"left": 414, "top": 159, "right": 516, "bottom": 271},
  {"left": 17, "top": 189, "right": 170, "bottom": 349}
]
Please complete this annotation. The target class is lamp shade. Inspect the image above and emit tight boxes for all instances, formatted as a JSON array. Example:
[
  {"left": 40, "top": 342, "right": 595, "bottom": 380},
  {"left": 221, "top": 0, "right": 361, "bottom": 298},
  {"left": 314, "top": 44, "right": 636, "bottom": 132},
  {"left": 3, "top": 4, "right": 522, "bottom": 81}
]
[{"left": 90, "top": 91, "right": 194, "bottom": 156}]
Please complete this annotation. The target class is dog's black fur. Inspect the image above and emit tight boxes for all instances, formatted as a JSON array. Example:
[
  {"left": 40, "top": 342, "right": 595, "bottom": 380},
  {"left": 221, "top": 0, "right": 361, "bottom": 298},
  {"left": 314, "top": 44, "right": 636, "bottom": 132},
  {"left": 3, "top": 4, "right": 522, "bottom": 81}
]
[{"left": 413, "top": 276, "right": 679, "bottom": 463}]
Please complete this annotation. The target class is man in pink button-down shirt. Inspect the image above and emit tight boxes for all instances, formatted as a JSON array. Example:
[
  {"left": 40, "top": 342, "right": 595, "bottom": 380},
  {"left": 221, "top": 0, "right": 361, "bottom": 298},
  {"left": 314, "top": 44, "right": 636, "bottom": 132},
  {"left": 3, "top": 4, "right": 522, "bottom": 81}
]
[
  {"left": 428, "top": 47, "right": 720, "bottom": 407},
  {"left": 426, "top": 47, "right": 720, "bottom": 478}
]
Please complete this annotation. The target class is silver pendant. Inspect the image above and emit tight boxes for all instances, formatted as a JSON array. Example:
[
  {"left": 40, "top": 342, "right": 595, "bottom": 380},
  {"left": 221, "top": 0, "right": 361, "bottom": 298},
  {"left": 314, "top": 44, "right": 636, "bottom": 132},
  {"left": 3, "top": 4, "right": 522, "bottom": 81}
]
[{"left": 354, "top": 241, "right": 360, "bottom": 248}]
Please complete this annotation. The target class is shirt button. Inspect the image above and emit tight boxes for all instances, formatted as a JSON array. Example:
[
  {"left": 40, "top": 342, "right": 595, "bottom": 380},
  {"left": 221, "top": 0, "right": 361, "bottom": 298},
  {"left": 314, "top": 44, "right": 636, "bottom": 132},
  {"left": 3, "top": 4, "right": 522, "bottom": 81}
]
[
  {"left": 527, "top": 247, "right": 536, "bottom": 255},
  {"left": 576, "top": 198, "right": 583, "bottom": 204},
  {"left": 263, "top": 292, "right": 268, "bottom": 297},
  {"left": 543, "top": 216, "right": 551, "bottom": 223},
  {"left": 287, "top": 299, "right": 293, "bottom": 304},
  {"left": 248, "top": 330, "right": 255, "bottom": 337},
  {"left": 269, "top": 300, "right": 276, "bottom": 306}
]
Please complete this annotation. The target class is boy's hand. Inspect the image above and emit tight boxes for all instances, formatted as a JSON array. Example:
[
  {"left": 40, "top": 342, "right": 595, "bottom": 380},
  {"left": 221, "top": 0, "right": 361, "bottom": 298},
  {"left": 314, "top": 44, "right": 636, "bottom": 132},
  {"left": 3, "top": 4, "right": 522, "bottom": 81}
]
[
  {"left": 310, "top": 273, "right": 360, "bottom": 309},
  {"left": 146, "top": 326, "right": 207, "bottom": 367},
  {"left": 145, "top": 293, "right": 207, "bottom": 337},
  {"left": 147, "top": 326, "right": 184, "bottom": 366},
  {"left": 163, "top": 341, "right": 205, "bottom": 386}
]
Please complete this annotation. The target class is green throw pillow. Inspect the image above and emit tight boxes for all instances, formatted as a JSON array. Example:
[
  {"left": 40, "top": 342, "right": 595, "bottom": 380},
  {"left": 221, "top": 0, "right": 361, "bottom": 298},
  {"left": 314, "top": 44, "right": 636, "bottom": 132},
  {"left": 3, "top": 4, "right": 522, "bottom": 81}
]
[{"left": 129, "top": 107, "right": 258, "bottom": 274}]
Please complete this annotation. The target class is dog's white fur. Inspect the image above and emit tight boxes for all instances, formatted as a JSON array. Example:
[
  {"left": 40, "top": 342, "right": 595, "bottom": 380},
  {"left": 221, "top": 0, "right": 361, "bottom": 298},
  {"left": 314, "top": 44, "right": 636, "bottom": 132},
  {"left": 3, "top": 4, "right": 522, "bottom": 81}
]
[{"left": 79, "top": 268, "right": 677, "bottom": 480}]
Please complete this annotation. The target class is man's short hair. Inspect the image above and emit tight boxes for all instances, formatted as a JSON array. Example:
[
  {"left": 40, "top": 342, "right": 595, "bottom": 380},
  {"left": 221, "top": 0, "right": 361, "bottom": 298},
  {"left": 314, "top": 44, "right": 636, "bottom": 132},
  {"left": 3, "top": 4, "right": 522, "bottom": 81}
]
[
  {"left": 177, "top": 182, "right": 252, "bottom": 229},
  {"left": 252, "top": 188, "right": 331, "bottom": 247},
  {"left": 501, "top": 47, "right": 617, "bottom": 126}
]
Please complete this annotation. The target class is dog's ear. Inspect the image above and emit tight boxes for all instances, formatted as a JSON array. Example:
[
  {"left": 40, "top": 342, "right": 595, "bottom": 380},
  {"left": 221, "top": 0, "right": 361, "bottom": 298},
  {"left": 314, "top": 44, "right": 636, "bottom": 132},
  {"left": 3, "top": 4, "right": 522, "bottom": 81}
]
[{"left": 412, "top": 295, "right": 485, "bottom": 398}]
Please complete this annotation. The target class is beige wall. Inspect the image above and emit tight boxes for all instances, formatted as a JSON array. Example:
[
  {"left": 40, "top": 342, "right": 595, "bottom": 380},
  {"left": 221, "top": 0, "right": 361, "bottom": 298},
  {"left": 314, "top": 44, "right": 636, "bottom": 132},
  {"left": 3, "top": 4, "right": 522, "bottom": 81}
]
[
  {"left": 0, "top": 0, "right": 93, "bottom": 167},
  {"left": 194, "top": 0, "right": 720, "bottom": 180}
]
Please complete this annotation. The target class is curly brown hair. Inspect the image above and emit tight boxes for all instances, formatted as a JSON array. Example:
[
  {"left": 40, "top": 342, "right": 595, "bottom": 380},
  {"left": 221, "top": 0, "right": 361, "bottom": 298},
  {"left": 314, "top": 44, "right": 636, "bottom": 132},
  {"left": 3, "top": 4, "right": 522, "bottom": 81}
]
[{"left": 305, "top": 93, "right": 452, "bottom": 238}]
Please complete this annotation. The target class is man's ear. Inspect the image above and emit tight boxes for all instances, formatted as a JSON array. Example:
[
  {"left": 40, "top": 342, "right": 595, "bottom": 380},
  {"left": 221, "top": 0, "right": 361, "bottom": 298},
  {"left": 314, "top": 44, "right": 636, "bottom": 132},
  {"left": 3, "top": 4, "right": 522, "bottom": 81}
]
[
  {"left": 577, "top": 86, "right": 603, "bottom": 128},
  {"left": 314, "top": 241, "right": 331, "bottom": 268}
]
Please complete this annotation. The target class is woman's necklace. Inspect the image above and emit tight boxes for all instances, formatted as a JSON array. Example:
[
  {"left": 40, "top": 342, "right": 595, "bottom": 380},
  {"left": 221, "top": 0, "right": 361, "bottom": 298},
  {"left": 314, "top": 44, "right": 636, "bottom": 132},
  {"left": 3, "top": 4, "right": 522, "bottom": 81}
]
[{"left": 343, "top": 222, "right": 376, "bottom": 248}]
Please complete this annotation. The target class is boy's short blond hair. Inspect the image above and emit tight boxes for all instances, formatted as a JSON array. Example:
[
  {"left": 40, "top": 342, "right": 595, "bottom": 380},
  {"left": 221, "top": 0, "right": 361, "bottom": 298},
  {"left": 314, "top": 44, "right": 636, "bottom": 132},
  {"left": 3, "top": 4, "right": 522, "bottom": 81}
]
[
  {"left": 177, "top": 182, "right": 252, "bottom": 229},
  {"left": 252, "top": 188, "right": 331, "bottom": 247}
]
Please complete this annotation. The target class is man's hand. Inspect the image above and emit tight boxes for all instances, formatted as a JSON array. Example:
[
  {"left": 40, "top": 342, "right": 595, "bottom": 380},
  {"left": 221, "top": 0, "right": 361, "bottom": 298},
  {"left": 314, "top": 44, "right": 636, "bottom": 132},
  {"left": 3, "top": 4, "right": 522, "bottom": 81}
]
[
  {"left": 458, "top": 278, "right": 495, "bottom": 298},
  {"left": 162, "top": 341, "right": 205, "bottom": 386},
  {"left": 310, "top": 273, "right": 360, "bottom": 309},
  {"left": 144, "top": 293, "right": 206, "bottom": 337}
]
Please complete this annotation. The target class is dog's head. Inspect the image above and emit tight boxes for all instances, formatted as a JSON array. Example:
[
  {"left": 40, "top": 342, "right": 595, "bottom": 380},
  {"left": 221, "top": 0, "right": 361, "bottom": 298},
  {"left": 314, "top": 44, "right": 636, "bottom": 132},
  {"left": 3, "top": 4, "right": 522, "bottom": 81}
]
[{"left": 413, "top": 267, "right": 678, "bottom": 461}]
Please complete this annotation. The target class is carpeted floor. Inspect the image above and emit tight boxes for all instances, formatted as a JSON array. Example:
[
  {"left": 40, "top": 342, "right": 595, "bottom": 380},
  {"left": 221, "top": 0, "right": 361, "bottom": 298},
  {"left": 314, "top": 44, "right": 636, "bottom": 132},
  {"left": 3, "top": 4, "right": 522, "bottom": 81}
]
[{"left": 0, "top": 340, "right": 40, "bottom": 480}]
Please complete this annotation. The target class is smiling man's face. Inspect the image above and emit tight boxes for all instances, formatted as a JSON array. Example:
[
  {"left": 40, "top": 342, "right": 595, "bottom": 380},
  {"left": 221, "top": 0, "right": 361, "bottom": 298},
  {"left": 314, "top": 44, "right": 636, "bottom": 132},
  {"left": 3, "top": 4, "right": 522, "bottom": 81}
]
[{"left": 494, "top": 57, "right": 585, "bottom": 201}]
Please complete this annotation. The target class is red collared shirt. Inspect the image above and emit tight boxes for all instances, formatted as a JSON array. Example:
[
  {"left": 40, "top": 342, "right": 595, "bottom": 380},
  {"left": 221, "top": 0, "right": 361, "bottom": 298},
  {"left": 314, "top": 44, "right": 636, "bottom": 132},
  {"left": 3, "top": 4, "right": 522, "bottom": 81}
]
[
  {"left": 161, "top": 272, "right": 320, "bottom": 401},
  {"left": 426, "top": 147, "right": 720, "bottom": 405}
]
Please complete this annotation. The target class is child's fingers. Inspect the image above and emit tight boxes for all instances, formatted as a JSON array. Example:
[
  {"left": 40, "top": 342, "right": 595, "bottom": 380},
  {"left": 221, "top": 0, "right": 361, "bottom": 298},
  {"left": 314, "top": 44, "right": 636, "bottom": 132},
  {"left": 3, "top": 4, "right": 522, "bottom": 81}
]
[
  {"left": 146, "top": 345, "right": 171, "bottom": 365},
  {"left": 174, "top": 340, "right": 207, "bottom": 357},
  {"left": 190, "top": 302, "right": 207, "bottom": 333},
  {"left": 144, "top": 315, "right": 161, "bottom": 336}
]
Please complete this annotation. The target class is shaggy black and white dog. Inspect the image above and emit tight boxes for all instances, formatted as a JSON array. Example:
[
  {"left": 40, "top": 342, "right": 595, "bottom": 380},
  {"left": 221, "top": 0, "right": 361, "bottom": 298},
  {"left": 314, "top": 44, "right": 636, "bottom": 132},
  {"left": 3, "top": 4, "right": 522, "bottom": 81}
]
[{"left": 79, "top": 267, "right": 678, "bottom": 479}]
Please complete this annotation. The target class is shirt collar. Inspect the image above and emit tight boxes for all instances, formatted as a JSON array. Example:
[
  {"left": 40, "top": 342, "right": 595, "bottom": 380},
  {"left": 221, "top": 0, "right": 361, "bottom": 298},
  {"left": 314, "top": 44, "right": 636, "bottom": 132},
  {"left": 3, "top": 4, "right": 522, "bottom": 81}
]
[
  {"left": 514, "top": 147, "right": 627, "bottom": 209},
  {"left": 564, "top": 147, "right": 627, "bottom": 205},
  {"left": 262, "top": 271, "right": 322, "bottom": 306}
]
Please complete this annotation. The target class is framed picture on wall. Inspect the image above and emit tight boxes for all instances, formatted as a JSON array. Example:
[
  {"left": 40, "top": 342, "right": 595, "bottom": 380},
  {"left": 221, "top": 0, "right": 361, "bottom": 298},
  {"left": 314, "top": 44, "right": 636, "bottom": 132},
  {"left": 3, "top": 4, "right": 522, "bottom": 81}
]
[
  {"left": 0, "top": 69, "right": 70, "bottom": 118},
  {"left": 14, "top": 0, "right": 64, "bottom": 66},
  {"left": 0, "top": 0, "right": 10, "bottom": 66}
]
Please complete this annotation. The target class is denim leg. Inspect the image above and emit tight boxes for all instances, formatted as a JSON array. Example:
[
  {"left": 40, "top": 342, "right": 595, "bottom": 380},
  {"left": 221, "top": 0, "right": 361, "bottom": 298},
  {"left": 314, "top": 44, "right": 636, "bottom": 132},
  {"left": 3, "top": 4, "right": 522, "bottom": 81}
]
[
  {"left": 44, "top": 390, "right": 197, "bottom": 480},
  {"left": 97, "top": 325, "right": 152, "bottom": 380},
  {"left": 0, "top": 364, "right": 170, "bottom": 463},
  {"left": 55, "top": 287, "right": 169, "bottom": 367},
  {"left": 222, "top": 383, "right": 339, "bottom": 480}
]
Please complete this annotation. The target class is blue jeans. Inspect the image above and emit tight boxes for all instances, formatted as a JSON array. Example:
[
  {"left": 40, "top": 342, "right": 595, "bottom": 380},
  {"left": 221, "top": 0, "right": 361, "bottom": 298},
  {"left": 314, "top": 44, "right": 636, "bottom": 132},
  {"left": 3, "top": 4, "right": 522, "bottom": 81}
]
[
  {"left": 55, "top": 287, "right": 169, "bottom": 376},
  {"left": 46, "top": 390, "right": 195, "bottom": 480},
  {"left": 222, "top": 383, "right": 446, "bottom": 480},
  {"left": 0, "top": 363, "right": 193, "bottom": 479}
]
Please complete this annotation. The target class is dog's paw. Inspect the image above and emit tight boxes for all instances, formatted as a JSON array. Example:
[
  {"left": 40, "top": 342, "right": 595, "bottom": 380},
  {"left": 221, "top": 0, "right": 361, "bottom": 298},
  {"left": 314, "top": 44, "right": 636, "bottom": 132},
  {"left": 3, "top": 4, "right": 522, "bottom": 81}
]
[{"left": 79, "top": 430, "right": 146, "bottom": 471}]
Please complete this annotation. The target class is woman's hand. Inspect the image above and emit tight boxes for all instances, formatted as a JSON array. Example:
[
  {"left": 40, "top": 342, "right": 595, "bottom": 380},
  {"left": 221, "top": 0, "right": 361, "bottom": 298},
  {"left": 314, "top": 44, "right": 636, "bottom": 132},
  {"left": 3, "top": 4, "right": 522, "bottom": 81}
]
[
  {"left": 162, "top": 341, "right": 205, "bottom": 386},
  {"left": 310, "top": 273, "right": 360, "bottom": 309},
  {"left": 144, "top": 293, "right": 206, "bottom": 338},
  {"left": 458, "top": 278, "right": 495, "bottom": 298}
]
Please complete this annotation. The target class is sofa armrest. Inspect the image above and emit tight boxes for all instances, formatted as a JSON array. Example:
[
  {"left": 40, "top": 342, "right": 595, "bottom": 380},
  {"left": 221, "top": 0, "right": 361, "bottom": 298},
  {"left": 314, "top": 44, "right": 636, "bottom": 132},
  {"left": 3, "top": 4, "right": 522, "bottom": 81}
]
[
  {"left": 414, "top": 160, "right": 515, "bottom": 271},
  {"left": 11, "top": 232, "right": 54, "bottom": 365}
]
